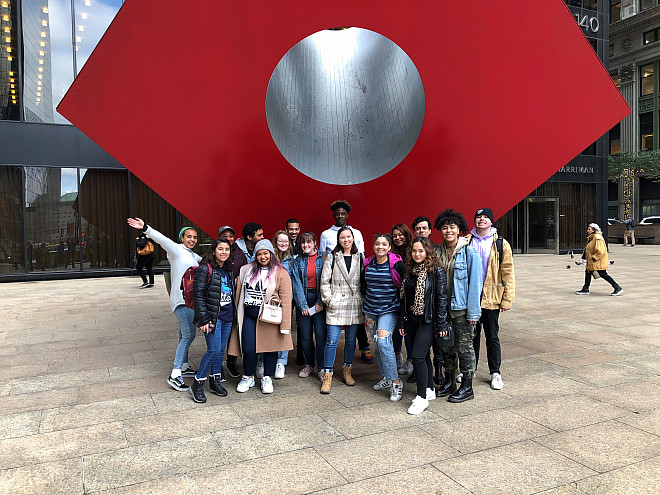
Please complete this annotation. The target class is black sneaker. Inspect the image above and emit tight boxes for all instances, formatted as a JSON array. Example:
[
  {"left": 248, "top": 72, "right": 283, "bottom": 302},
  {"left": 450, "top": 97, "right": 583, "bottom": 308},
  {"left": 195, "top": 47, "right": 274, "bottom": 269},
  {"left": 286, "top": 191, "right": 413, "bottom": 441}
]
[
  {"left": 181, "top": 366, "right": 197, "bottom": 377},
  {"left": 138, "top": 283, "right": 149, "bottom": 289},
  {"left": 575, "top": 289, "right": 590, "bottom": 295},
  {"left": 611, "top": 287, "right": 624, "bottom": 296},
  {"left": 147, "top": 284, "right": 154, "bottom": 288},
  {"left": 167, "top": 375, "right": 189, "bottom": 391},
  {"left": 226, "top": 359, "right": 240, "bottom": 378}
]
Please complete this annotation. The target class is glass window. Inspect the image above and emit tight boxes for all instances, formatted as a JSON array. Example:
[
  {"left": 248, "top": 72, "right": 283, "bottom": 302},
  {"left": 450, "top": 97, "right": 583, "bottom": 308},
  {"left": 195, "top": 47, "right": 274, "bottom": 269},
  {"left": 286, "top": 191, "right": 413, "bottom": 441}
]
[
  {"left": 0, "top": 166, "right": 25, "bottom": 273},
  {"left": 1, "top": 0, "right": 20, "bottom": 120},
  {"left": 640, "top": 112, "right": 654, "bottom": 150},
  {"left": 643, "top": 29, "right": 658, "bottom": 45},
  {"left": 567, "top": 0, "right": 582, "bottom": 6},
  {"left": 641, "top": 64, "right": 654, "bottom": 96},
  {"left": 583, "top": 0, "right": 598, "bottom": 10},
  {"left": 79, "top": 168, "right": 130, "bottom": 269},
  {"left": 610, "top": 0, "right": 621, "bottom": 22},
  {"left": 73, "top": 0, "right": 122, "bottom": 74},
  {"left": 609, "top": 44, "right": 615, "bottom": 57},
  {"left": 581, "top": 141, "right": 597, "bottom": 155},
  {"left": 641, "top": 0, "right": 656, "bottom": 11},
  {"left": 612, "top": 73, "right": 621, "bottom": 90},
  {"left": 24, "top": 167, "right": 81, "bottom": 272},
  {"left": 610, "top": 122, "right": 621, "bottom": 155}
]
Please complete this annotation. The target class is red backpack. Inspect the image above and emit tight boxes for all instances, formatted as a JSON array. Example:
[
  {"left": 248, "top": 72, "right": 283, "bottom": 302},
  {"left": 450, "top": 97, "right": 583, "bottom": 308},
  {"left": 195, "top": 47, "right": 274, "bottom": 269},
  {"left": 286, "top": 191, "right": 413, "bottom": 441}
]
[{"left": 180, "top": 263, "right": 211, "bottom": 309}]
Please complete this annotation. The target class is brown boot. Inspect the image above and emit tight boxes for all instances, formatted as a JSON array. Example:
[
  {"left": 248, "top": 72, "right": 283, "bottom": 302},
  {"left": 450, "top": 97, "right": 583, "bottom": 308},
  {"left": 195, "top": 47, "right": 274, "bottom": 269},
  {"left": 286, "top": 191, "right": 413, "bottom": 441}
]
[
  {"left": 343, "top": 365, "right": 356, "bottom": 386},
  {"left": 320, "top": 372, "right": 333, "bottom": 394}
]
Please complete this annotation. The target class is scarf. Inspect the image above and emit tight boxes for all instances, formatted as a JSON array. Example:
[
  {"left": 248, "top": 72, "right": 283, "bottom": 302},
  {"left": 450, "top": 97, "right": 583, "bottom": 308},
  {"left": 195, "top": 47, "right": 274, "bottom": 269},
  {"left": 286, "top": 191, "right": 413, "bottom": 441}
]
[{"left": 411, "top": 264, "right": 427, "bottom": 316}]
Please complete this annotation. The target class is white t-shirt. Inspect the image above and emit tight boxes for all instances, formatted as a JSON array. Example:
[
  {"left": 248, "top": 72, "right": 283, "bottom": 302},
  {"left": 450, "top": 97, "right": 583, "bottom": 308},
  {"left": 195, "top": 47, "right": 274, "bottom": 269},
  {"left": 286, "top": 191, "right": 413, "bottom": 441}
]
[{"left": 319, "top": 225, "right": 365, "bottom": 255}]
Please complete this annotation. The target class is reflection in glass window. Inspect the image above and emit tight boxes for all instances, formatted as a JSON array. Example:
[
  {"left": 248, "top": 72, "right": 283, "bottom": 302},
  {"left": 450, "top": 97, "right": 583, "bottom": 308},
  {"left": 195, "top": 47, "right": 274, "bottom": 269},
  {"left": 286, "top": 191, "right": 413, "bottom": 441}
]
[
  {"left": 0, "top": 166, "right": 25, "bottom": 273},
  {"left": 610, "top": 0, "right": 621, "bottom": 22},
  {"left": 641, "top": 64, "right": 654, "bottom": 96},
  {"left": 79, "top": 168, "right": 130, "bottom": 269},
  {"left": 1, "top": 0, "right": 20, "bottom": 120},
  {"left": 73, "top": 0, "right": 122, "bottom": 74},
  {"left": 611, "top": 73, "right": 621, "bottom": 90},
  {"left": 644, "top": 29, "right": 659, "bottom": 45},
  {"left": 583, "top": 0, "right": 598, "bottom": 10},
  {"left": 640, "top": 112, "right": 653, "bottom": 150},
  {"left": 609, "top": 123, "right": 621, "bottom": 155},
  {"left": 25, "top": 167, "right": 80, "bottom": 272},
  {"left": 641, "top": 0, "right": 656, "bottom": 11}
]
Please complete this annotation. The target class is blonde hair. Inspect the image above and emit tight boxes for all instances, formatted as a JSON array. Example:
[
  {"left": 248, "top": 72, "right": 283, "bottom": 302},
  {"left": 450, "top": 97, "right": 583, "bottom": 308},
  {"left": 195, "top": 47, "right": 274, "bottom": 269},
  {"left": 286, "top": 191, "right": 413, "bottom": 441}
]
[{"left": 273, "top": 230, "right": 293, "bottom": 261}]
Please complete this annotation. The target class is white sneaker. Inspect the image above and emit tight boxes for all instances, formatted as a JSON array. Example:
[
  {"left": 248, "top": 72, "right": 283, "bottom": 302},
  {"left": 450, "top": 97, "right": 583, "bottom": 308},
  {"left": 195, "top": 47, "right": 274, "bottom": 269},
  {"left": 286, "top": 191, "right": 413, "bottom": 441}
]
[
  {"left": 274, "top": 363, "right": 285, "bottom": 379},
  {"left": 490, "top": 372, "right": 504, "bottom": 390},
  {"left": 426, "top": 387, "right": 436, "bottom": 401},
  {"left": 396, "top": 352, "right": 404, "bottom": 369},
  {"left": 255, "top": 362, "right": 264, "bottom": 379},
  {"left": 456, "top": 373, "right": 463, "bottom": 384},
  {"left": 261, "top": 376, "right": 273, "bottom": 394},
  {"left": 236, "top": 375, "right": 255, "bottom": 393},
  {"left": 390, "top": 381, "right": 403, "bottom": 402},
  {"left": 373, "top": 377, "right": 392, "bottom": 391},
  {"left": 407, "top": 395, "right": 429, "bottom": 415},
  {"left": 398, "top": 360, "right": 414, "bottom": 375}
]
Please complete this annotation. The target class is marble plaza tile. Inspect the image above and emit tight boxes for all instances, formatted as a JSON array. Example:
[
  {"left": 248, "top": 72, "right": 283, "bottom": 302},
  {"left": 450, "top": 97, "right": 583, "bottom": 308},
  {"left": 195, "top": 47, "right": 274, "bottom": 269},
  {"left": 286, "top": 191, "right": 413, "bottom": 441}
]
[
  {"left": 214, "top": 413, "right": 344, "bottom": 463},
  {"left": 0, "top": 421, "right": 127, "bottom": 470},
  {"left": 420, "top": 409, "right": 553, "bottom": 454},
  {"left": 434, "top": 440, "right": 596, "bottom": 495},
  {"left": 615, "top": 407, "right": 660, "bottom": 436},
  {"left": 10, "top": 368, "right": 111, "bottom": 396},
  {"left": 77, "top": 376, "right": 166, "bottom": 404},
  {"left": 311, "top": 464, "right": 472, "bottom": 495},
  {"left": 0, "top": 457, "right": 82, "bottom": 495},
  {"left": 187, "top": 448, "right": 346, "bottom": 495},
  {"left": 0, "top": 410, "right": 41, "bottom": 440},
  {"left": 512, "top": 336, "right": 586, "bottom": 354},
  {"left": 318, "top": 400, "right": 440, "bottom": 439},
  {"left": 76, "top": 341, "right": 155, "bottom": 360},
  {"left": 509, "top": 394, "right": 630, "bottom": 431},
  {"left": 5, "top": 363, "right": 50, "bottom": 380},
  {"left": 82, "top": 434, "right": 225, "bottom": 493},
  {"left": 98, "top": 329, "right": 173, "bottom": 347},
  {"left": 123, "top": 403, "right": 245, "bottom": 446},
  {"left": 230, "top": 390, "right": 345, "bottom": 425},
  {"left": 492, "top": 372, "right": 589, "bottom": 401},
  {"left": 535, "top": 348, "right": 619, "bottom": 368},
  {"left": 535, "top": 420, "right": 660, "bottom": 473},
  {"left": 314, "top": 426, "right": 459, "bottom": 482},
  {"left": 0, "top": 386, "right": 80, "bottom": 416},
  {"left": 575, "top": 457, "right": 660, "bottom": 495},
  {"left": 88, "top": 475, "right": 193, "bottom": 495},
  {"left": 426, "top": 387, "right": 522, "bottom": 420},
  {"left": 587, "top": 381, "right": 660, "bottom": 413},
  {"left": 47, "top": 353, "right": 135, "bottom": 374},
  {"left": 560, "top": 361, "right": 639, "bottom": 387},
  {"left": 107, "top": 362, "right": 171, "bottom": 381},
  {"left": 316, "top": 380, "right": 391, "bottom": 408},
  {"left": 534, "top": 485, "right": 586, "bottom": 494},
  {"left": 563, "top": 328, "right": 632, "bottom": 345},
  {"left": 40, "top": 395, "right": 157, "bottom": 432},
  {"left": 498, "top": 356, "right": 567, "bottom": 379}
]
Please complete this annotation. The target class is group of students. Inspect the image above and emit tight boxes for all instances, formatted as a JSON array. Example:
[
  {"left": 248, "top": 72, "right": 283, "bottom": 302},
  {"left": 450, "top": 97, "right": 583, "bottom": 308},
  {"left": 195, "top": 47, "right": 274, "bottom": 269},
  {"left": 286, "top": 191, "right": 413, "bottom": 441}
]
[{"left": 126, "top": 200, "right": 515, "bottom": 416}]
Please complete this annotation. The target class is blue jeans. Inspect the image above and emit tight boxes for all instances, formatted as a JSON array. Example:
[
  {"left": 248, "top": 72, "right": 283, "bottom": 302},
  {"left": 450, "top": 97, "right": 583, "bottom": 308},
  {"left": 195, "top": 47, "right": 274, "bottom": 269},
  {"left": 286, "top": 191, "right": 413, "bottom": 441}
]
[
  {"left": 365, "top": 312, "right": 399, "bottom": 382},
  {"left": 173, "top": 305, "right": 196, "bottom": 370},
  {"left": 242, "top": 305, "right": 277, "bottom": 377},
  {"left": 196, "top": 320, "right": 232, "bottom": 380},
  {"left": 297, "top": 291, "right": 327, "bottom": 368},
  {"left": 324, "top": 324, "right": 358, "bottom": 372}
]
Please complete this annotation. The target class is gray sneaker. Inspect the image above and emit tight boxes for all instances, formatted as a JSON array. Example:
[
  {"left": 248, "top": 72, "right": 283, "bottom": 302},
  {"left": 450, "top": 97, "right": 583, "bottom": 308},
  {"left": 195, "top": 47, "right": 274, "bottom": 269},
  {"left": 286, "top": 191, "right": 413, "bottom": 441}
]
[
  {"left": 395, "top": 352, "right": 404, "bottom": 369},
  {"left": 390, "top": 381, "right": 403, "bottom": 402},
  {"left": 373, "top": 377, "right": 392, "bottom": 391},
  {"left": 398, "top": 360, "right": 414, "bottom": 375}
]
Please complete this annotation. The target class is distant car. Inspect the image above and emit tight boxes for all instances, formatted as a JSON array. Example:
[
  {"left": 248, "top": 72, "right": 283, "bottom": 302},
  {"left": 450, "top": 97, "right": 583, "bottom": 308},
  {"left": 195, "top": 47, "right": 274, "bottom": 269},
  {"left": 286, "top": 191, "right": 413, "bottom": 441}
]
[
  {"left": 638, "top": 216, "right": 660, "bottom": 225},
  {"left": 608, "top": 218, "right": 622, "bottom": 226}
]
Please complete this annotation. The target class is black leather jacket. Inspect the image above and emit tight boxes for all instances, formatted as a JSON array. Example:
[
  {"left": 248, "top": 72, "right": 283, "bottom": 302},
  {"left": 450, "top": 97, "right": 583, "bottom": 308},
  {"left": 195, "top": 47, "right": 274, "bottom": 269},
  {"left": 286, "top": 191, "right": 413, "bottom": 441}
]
[
  {"left": 398, "top": 266, "right": 450, "bottom": 333},
  {"left": 192, "top": 263, "right": 235, "bottom": 327}
]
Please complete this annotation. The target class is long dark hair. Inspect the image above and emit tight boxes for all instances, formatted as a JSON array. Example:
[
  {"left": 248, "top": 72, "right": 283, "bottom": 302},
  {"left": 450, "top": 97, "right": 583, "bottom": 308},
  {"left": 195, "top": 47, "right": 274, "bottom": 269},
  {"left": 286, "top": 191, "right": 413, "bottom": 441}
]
[
  {"left": 391, "top": 223, "right": 413, "bottom": 257},
  {"left": 332, "top": 227, "right": 358, "bottom": 255},
  {"left": 201, "top": 238, "right": 234, "bottom": 271},
  {"left": 404, "top": 237, "right": 440, "bottom": 277}
]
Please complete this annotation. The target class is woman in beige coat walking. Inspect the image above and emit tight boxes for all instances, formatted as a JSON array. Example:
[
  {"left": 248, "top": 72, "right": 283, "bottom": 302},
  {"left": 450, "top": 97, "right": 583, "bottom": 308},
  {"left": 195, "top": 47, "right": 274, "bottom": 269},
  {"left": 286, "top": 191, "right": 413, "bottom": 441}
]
[
  {"left": 319, "top": 227, "right": 365, "bottom": 393},
  {"left": 575, "top": 223, "right": 623, "bottom": 296},
  {"left": 228, "top": 239, "right": 293, "bottom": 394}
]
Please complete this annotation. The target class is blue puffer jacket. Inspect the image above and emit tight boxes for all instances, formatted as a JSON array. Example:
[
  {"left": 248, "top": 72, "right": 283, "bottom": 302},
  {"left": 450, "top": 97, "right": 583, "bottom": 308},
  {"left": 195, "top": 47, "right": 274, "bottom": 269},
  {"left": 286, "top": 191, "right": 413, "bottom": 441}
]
[{"left": 291, "top": 251, "right": 326, "bottom": 310}]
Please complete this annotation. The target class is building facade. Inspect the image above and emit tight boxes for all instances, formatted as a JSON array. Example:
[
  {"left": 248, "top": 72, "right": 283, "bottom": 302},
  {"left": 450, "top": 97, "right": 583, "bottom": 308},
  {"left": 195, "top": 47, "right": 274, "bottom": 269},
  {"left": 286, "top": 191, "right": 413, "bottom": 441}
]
[
  {"left": 1, "top": 0, "right": 617, "bottom": 281},
  {"left": 608, "top": 0, "right": 660, "bottom": 220}
]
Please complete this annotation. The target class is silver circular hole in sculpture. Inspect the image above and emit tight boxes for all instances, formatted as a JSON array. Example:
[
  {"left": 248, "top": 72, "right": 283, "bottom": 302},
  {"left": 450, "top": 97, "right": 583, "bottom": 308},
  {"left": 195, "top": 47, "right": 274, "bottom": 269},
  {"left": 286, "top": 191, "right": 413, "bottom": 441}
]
[{"left": 266, "top": 28, "right": 425, "bottom": 185}]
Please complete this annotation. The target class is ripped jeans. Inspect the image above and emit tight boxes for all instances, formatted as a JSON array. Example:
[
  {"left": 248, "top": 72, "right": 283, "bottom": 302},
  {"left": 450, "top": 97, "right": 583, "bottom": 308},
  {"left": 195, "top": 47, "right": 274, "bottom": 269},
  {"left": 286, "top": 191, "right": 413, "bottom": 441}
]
[{"left": 364, "top": 312, "right": 399, "bottom": 382}]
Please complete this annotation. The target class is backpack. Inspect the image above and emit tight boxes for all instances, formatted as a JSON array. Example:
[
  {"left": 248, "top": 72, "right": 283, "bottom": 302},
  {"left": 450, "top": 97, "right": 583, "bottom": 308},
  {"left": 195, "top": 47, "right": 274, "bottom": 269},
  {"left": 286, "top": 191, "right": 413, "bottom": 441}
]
[
  {"left": 469, "top": 234, "right": 504, "bottom": 266},
  {"left": 180, "top": 263, "right": 211, "bottom": 309},
  {"left": 136, "top": 240, "right": 154, "bottom": 256}
]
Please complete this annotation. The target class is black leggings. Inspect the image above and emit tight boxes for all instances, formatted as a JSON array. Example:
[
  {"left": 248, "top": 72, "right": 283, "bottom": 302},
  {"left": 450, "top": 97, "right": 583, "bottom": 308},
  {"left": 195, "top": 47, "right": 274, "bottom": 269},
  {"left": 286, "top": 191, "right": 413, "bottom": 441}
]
[
  {"left": 406, "top": 316, "right": 434, "bottom": 398},
  {"left": 583, "top": 270, "right": 619, "bottom": 290},
  {"left": 136, "top": 257, "right": 154, "bottom": 284}
]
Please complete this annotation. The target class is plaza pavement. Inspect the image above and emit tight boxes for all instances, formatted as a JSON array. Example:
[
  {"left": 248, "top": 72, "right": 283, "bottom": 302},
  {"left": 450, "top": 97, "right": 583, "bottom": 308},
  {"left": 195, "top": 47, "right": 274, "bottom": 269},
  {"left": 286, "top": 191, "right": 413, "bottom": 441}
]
[{"left": 1, "top": 245, "right": 659, "bottom": 495}]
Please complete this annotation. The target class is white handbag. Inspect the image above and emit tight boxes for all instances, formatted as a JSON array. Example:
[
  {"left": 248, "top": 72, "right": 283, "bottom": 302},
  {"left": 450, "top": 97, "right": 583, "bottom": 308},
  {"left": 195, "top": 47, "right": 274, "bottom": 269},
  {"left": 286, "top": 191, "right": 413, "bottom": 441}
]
[{"left": 258, "top": 283, "right": 283, "bottom": 325}]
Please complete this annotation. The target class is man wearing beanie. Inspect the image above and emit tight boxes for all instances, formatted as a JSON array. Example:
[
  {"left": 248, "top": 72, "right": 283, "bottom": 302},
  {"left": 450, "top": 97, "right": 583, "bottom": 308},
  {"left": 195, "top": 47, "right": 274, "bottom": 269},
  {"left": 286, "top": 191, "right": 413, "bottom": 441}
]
[{"left": 466, "top": 208, "right": 515, "bottom": 390}]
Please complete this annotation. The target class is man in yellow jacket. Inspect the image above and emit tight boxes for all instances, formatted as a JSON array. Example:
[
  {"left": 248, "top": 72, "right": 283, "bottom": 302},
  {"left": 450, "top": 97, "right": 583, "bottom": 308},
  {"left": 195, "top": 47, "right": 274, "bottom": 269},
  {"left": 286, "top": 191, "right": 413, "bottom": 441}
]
[
  {"left": 575, "top": 223, "right": 623, "bottom": 296},
  {"left": 466, "top": 208, "right": 515, "bottom": 391}
]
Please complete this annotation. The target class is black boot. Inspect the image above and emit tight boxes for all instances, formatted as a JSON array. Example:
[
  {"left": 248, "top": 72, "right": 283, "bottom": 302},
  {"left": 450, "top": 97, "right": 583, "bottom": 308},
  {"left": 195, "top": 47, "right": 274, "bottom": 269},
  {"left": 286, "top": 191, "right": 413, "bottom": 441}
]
[
  {"left": 208, "top": 374, "right": 228, "bottom": 397},
  {"left": 433, "top": 357, "right": 443, "bottom": 386},
  {"left": 189, "top": 378, "right": 207, "bottom": 403},
  {"left": 226, "top": 356, "right": 240, "bottom": 378},
  {"left": 295, "top": 340, "right": 305, "bottom": 366},
  {"left": 448, "top": 377, "right": 474, "bottom": 403},
  {"left": 406, "top": 370, "right": 417, "bottom": 383},
  {"left": 436, "top": 371, "right": 457, "bottom": 397}
]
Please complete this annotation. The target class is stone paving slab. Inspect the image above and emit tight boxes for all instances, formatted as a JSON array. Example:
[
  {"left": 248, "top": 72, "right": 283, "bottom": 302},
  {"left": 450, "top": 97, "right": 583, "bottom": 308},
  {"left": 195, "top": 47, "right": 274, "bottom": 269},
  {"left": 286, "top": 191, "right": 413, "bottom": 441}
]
[{"left": 0, "top": 245, "right": 659, "bottom": 494}]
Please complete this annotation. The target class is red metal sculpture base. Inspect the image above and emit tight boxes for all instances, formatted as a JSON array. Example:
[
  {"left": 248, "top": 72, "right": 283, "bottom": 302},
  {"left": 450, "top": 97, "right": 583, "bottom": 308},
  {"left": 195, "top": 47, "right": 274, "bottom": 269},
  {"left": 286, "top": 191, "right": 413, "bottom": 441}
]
[{"left": 58, "top": 0, "right": 629, "bottom": 240}]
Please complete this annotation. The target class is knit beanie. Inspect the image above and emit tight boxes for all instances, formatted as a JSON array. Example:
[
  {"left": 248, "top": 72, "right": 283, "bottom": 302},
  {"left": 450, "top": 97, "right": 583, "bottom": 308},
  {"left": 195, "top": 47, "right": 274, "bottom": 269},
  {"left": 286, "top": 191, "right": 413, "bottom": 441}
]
[
  {"left": 254, "top": 239, "right": 276, "bottom": 255},
  {"left": 474, "top": 208, "right": 494, "bottom": 224}
]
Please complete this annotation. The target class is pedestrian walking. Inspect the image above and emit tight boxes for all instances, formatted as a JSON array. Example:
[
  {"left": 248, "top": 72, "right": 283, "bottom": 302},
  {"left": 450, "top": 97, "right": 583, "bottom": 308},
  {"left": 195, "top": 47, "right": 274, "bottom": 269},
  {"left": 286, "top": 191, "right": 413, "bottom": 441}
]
[
  {"left": 575, "top": 223, "right": 623, "bottom": 296},
  {"left": 135, "top": 232, "right": 156, "bottom": 288}
]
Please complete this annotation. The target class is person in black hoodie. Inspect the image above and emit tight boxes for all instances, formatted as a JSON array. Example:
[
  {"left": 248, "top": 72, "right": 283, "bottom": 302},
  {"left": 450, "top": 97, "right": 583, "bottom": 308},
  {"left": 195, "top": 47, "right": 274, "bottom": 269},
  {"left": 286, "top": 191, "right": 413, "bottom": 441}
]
[
  {"left": 189, "top": 238, "right": 235, "bottom": 403},
  {"left": 135, "top": 233, "right": 156, "bottom": 288},
  {"left": 399, "top": 237, "right": 451, "bottom": 415}
]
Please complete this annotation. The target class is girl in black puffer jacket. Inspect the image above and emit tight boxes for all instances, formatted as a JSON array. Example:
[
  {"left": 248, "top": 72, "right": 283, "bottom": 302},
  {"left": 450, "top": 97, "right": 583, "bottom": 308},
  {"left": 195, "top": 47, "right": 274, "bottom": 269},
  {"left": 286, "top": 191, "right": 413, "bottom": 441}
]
[{"left": 190, "top": 238, "right": 235, "bottom": 403}]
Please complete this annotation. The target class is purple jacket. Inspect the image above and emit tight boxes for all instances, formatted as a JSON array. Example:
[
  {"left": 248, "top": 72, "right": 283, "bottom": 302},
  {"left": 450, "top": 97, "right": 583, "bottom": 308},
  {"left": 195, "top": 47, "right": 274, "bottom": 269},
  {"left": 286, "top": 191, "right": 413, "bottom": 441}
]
[{"left": 363, "top": 252, "right": 404, "bottom": 289}]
